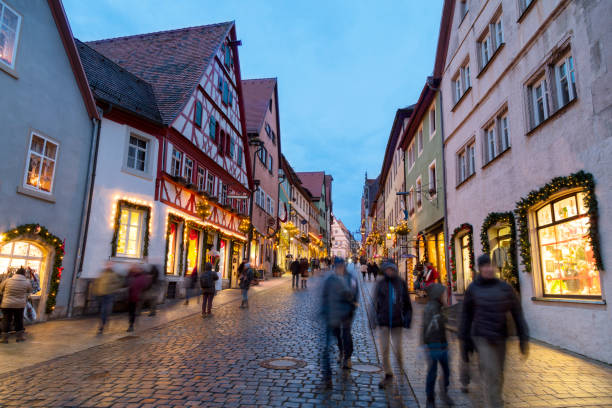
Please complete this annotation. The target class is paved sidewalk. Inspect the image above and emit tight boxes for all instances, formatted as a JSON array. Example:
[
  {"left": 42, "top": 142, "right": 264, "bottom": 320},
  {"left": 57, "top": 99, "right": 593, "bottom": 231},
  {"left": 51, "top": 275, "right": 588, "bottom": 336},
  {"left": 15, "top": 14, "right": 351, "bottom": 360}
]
[
  {"left": 360, "top": 274, "right": 612, "bottom": 408},
  {"left": 0, "top": 275, "right": 290, "bottom": 375}
]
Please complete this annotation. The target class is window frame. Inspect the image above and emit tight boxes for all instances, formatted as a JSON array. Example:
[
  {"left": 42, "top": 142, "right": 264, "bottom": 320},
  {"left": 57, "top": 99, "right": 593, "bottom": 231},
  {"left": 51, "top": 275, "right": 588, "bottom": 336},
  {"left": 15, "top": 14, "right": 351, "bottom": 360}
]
[
  {"left": 170, "top": 148, "right": 182, "bottom": 178},
  {"left": 529, "top": 75, "right": 550, "bottom": 128},
  {"left": 429, "top": 107, "right": 436, "bottom": 139},
  {"left": 183, "top": 156, "right": 194, "bottom": 183},
  {"left": 114, "top": 205, "right": 146, "bottom": 259},
  {"left": 456, "top": 139, "right": 476, "bottom": 186},
  {"left": 417, "top": 126, "right": 424, "bottom": 156},
  {"left": 0, "top": 1, "right": 22, "bottom": 75},
  {"left": 428, "top": 160, "right": 437, "bottom": 197},
  {"left": 197, "top": 167, "right": 205, "bottom": 191},
  {"left": 416, "top": 176, "right": 423, "bottom": 210},
  {"left": 22, "top": 130, "right": 59, "bottom": 195},
  {"left": 452, "top": 59, "right": 472, "bottom": 106},
  {"left": 194, "top": 100, "right": 203, "bottom": 128},
  {"left": 555, "top": 54, "right": 576, "bottom": 109}
]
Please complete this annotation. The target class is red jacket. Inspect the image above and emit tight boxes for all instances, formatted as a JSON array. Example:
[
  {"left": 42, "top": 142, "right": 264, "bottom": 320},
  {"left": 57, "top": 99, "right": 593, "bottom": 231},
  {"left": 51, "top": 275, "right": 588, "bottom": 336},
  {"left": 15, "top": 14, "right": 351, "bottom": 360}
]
[
  {"left": 127, "top": 273, "right": 151, "bottom": 303},
  {"left": 424, "top": 266, "right": 439, "bottom": 287}
]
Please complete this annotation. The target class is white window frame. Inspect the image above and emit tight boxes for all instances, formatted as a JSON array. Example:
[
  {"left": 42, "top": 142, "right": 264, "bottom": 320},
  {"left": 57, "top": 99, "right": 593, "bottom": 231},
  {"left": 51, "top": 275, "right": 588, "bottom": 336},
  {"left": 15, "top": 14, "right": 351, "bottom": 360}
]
[
  {"left": 428, "top": 160, "right": 437, "bottom": 197},
  {"left": 500, "top": 113, "right": 510, "bottom": 152},
  {"left": 485, "top": 123, "right": 497, "bottom": 163},
  {"left": 429, "top": 107, "right": 436, "bottom": 139},
  {"left": 115, "top": 205, "right": 146, "bottom": 259},
  {"left": 555, "top": 54, "right": 576, "bottom": 108},
  {"left": 206, "top": 172, "right": 215, "bottom": 196},
  {"left": 417, "top": 126, "right": 424, "bottom": 156},
  {"left": 126, "top": 135, "right": 148, "bottom": 173},
  {"left": 170, "top": 148, "right": 182, "bottom": 177},
  {"left": 183, "top": 157, "right": 193, "bottom": 183},
  {"left": 23, "top": 131, "right": 59, "bottom": 195},
  {"left": 453, "top": 60, "right": 471, "bottom": 104},
  {"left": 197, "top": 167, "right": 205, "bottom": 191},
  {"left": 459, "top": 0, "right": 468, "bottom": 20},
  {"left": 457, "top": 140, "right": 476, "bottom": 185},
  {"left": 530, "top": 76, "right": 549, "bottom": 127},
  {"left": 480, "top": 34, "right": 492, "bottom": 68},
  {"left": 0, "top": 1, "right": 22, "bottom": 73}
]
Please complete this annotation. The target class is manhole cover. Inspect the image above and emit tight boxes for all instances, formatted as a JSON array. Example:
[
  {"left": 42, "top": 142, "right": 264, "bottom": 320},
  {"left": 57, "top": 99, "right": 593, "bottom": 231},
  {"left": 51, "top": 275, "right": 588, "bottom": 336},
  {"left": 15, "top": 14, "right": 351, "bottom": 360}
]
[
  {"left": 259, "top": 357, "right": 307, "bottom": 370},
  {"left": 351, "top": 363, "right": 382, "bottom": 373}
]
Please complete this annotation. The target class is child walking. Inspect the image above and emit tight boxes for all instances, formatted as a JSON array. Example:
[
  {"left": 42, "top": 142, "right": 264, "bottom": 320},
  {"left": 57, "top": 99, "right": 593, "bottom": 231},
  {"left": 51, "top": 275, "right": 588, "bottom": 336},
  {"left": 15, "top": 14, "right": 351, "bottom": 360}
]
[{"left": 422, "top": 283, "right": 454, "bottom": 407}]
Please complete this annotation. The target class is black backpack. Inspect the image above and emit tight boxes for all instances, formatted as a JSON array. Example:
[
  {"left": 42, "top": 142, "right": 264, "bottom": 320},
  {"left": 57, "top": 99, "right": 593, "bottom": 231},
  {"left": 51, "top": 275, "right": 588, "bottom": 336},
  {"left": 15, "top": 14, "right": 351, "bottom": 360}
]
[{"left": 200, "top": 271, "right": 215, "bottom": 289}]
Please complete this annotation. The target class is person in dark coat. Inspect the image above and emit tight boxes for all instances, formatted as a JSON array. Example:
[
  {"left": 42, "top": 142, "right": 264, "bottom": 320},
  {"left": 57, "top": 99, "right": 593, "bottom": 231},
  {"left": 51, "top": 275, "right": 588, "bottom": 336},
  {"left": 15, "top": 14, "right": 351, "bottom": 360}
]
[
  {"left": 199, "top": 262, "right": 219, "bottom": 317},
  {"left": 459, "top": 254, "right": 529, "bottom": 408},
  {"left": 184, "top": 266, "right": 199, "bottom": 305},
  {"left": 422, "top": 283, "right": 454, "bottom": 407},
  {"left": 373, "top": 260, "right": 412, "bottom": 388},
  {"left": 320, "top": 257, "right": 359, "bottom": 388},
  {"left": 372, "top": 261, "right": 380, "bottom": 280},
  {"left": 126, "top": 266, "right": 151, "bottom": 332},
  {"left": 290, "top": 259, "right": 301, "bottom": 289},
  {"left": 239, "top": 262, "right": 254, "bottom": 309}
]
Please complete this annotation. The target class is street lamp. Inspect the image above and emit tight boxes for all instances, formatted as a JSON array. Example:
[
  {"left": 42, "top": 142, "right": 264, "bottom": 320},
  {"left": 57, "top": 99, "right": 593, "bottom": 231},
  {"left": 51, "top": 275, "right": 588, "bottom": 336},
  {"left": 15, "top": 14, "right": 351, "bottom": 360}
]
[{"left": 246, "top": 137, "right": 264, "bottom": 264}]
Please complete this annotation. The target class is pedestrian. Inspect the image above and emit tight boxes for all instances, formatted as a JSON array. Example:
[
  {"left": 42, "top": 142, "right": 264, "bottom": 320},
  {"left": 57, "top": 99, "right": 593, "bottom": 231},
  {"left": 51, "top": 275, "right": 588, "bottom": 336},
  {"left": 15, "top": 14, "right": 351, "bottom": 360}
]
[
  {"left": 301, "top": 261, "right": 309, "bottom": 289},
  {"left": 0, "top": 267, "right": 32, "bottom": 343},
  {"left": 91, "top": 261, "right": 123, "bottom": 334},
  {"left": 320, "top": 256, "right": 359, "bottom": 388},
  {"left": 360, "top": 262, "right": 367, "bottom": 281},
  {"left": 184, "top": 266, "right": 199, "bottom": 305},
  {"left": 126, "top": 265, "right": 151, "bottom": 332},
  {"left": 374, "top": 260, "right": 412, "bottom": 389},
  {"left": 422, "top": 283, "right": 454, "bottom": 407},
  {"left": 299, "top": 258, "right": 308, "bottom": 288},
  {"left": 239, "top": 262, "right": 254, "bottom": 308},
  {"left": 372, "top": 261, "right": 380, "bottom": 280},
  {"left": 290, "top": 258, "right": 301, "bottom": 289},
  {"left": 459, "top": 254, "right": 529, "bottom": 408},
  {"left": 199, "top": 262, "right": 219, "bottom": 317},
  {"left": 145, "top": 264, "right": 164, "bottom": 317},
  {"left": 424, "top": 262, "right": 439, "bottom": 287}
]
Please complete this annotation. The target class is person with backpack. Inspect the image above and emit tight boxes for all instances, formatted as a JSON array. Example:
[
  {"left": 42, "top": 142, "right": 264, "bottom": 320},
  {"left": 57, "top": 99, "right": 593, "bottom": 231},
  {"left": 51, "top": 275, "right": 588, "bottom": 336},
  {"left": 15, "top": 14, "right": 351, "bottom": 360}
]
[
  {"left": 199, "top": 262, "right": 219, "bottom": 317},
  {"left": 290, "top": 258, "right": 301, "bottom": 289},
  {"left": 373, "top": 260, "right": 412, "bottom": 389},
  {"left": 91, "top": 261, "right": 123, "bottom": 334},
  {"left": 422, "top": 283, "right": 454, "bottom": 407},
  {"left": 239, "top": 262, "right": 254, "bottom": 309}
]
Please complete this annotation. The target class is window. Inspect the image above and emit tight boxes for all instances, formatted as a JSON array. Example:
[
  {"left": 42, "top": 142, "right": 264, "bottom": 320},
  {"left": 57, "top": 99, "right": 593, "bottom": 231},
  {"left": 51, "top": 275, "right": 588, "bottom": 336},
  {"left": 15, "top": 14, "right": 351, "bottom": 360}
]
[
  {"left": 535, "top": 192, "right": 600, "bottom": 297},
  {"left": 453, "top": 61, "right": 471, "bottom": 104},
  {"left": 197, "top": 167, "right": 205, "bottom": 191},
  {"left": 460, "top": 234, "right": 473, "bottom": 289},
  {"left": 485, "top": 123, "right": 497, "bottom": 163},
  {"left": 0, "top": 241, "right": 44, "bottom": 296},
  {"left": 24, "top": 132, "right": 58, "bottom": 193},
  {"left": 237, "top": 146, "right": 243, "bottom": 166},
  {"left": 268, "top": 155, "right": 273, "bottom": 173},
  {"left": 266, "top": 196, "right": 272, "bottom": 215},
  {"left": 115, "top": 205, "right": 146, "bottom": 258},
  {"left": 194, "top": 101, "right": 203, "bottom": 127},
  {"left": 229, "top": 137, "right": 235, "bottom": 158},
  {"left": 478, "top": 15, "right": 504, "bottom": 71},
  {"left": 219, "top": 131, "right": 225, "bottom": 156},
  {"left": 428, "top": 161, "right": 437, "bottom": 196},
  {"left": 265, "top": 123, "right": 271, "bottom": 137},
  {"left": 459, "top": 0, "right": 468, "bottom": 20},
  {"left": 221, "top": 80, "right": 232, "bottom": 106},
  {"left": 457, "top": 141, "right": 475, "bottom": 184},
  {"left": 417, "top": 127, "right": 424, "bottom": 155},
  {"left": 183, "top": 157, "right": 193, "bottom": 183},
  {"left": 408, "top": 186, "right": 415, "bottom": 215},
  {"left": 519, "top": 0, "right": 535, "bottom": 15},
  {"left": 0, "top": 1, "right": 21, "bottom": 70},
  {"left": 529, "top": 77, "right": 549, "bottom": 127},
  {"left": 269, "top": 99, "right": 273, "bottom": 112},
  {"left": 127, "top": 136, "right": 147, "bottom": 172},
  {"left": 221, "top": 184, "right": 228, "bottom": 205},
  {"left": 500, "top": 114, "right": 510, "bottom": 151},
  {"left": 416, "top": 177, "right": 422, "bottom": 209},
  {"left": 206, "top": 173, "right": 215, "bottom": 195},
  {"left": 170, "top": 148, "right": 182, "bottom": 177},
  {"left": 429, "top": 107, "right": 436, "bottom": 138},
  {"left": 407, "top": 142, "right": 415, "bottom": 171},
  {"left": 166, "top": 221, "right": 179, "bottom": 275},
  {"left": 208, "top": 116, "right": 217, "bottom": 142},
  {"left": 555, "top": 55, "right": 576, "bottom": 108},
  {"left": 480, "top": 35, "right": 492, "bottom": 69},
  {"left": 223, "top": 44, "right": 232, "bottom": 67}
]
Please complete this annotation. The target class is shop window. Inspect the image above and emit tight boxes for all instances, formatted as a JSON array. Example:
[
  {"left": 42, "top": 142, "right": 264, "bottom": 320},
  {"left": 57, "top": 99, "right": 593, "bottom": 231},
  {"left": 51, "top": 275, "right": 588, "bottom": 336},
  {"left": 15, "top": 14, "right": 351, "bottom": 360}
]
[
  {"left": 0, "top": 1, "right": 21, "bottom": 71},
  {"left": 460, "top": 234, "right": 473, "bottom": 288},
  {"left": 186, "top": 228, "right": 200, "bottom": 275},
  {"left": 166, "top": 221, "right": 179, "bottom": 275},
  {"left": 24, "top": 132, "right": 58, "bottom": 193},
  {"left": 535, "top": 192, "right": 600, "bottom": 297},
  {"left": 115, "top": 206, "right": 146, "bottom": 258},
  {"left": 0, "top": 241, "right": 44, "bottom": 296},
  {"left": 170, "top": 148, "right": 182, "bottom": 177}
]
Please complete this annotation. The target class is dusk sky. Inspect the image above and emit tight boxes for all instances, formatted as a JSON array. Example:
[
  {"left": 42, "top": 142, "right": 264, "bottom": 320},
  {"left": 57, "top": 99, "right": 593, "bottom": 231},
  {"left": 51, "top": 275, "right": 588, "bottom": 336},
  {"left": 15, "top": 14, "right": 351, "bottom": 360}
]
[{"left": 64, "top": 0, "right": 444, "bottom": 235}]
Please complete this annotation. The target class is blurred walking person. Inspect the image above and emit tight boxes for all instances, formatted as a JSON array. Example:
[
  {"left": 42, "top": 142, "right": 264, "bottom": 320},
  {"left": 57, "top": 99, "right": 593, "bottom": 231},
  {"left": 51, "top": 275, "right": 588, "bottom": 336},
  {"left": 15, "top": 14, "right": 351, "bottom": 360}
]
[
  {"left": 422, "top": 283, "right": 454, "bottom": 407},
  {"left": 92, "top": 261, "right": 123, "bottom": 334},
  {"left": 184, "top": 266, "right": 199, "bottom": 305},
  {"left": 320, "top": 257, "right": 359, "bottom": 388},
  {"left": 199, "top": 262, "right": 219, "bottom": 317},
  {"left": 374, "top": 261, "right": 412, "bottom": 389},
  {"left": 126, "top": 266, "right": 151, "bottom": 332},
  {"left": 239, "top": 262, "right": 254, "bottom": 309},
  {"left": 301, "top": 261, "right": 309, "bottom": 289},
  {"left": 290, "top": 258, "right": 300, "bottom": 289},
  {"left": 0, "top": 267, "right": 32, "bottom": 343},
  {"left": 360, "top": 261, "right": 367, "bottom": 281},
  {"left": 460, "top": 254, "right": 529, "bottom": 408},
  {"left": 145, "top": 264, "right": 163, "bottom": 317}
]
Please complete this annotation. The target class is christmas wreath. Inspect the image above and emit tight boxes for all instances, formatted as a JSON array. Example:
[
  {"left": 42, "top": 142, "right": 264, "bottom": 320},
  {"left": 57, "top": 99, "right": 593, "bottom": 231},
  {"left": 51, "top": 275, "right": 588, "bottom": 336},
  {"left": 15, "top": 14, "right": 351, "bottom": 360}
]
[
  {"left": 449, "top": 223, "right": 474, "bottom": 291},
  {"left": 480, "top": 212, "right": 519, "bottom": 291},
  {"left": 515, "top": 171, "right": 603, "bottom": 273}
]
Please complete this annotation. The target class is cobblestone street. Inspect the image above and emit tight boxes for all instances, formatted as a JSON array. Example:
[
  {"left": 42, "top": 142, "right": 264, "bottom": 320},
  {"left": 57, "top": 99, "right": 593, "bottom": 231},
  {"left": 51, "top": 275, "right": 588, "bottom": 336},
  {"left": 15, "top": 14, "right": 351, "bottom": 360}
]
[{"left": 1, "top": 267, "right": 611, "bottom": 407}]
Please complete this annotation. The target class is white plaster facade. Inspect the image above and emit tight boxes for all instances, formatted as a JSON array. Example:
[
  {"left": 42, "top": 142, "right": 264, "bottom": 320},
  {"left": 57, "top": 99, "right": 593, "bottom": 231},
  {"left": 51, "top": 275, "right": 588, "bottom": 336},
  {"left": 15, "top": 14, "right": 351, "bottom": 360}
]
[
  {"left": 441, "top": 0, "right": 612, "bottom": 363},
  {"left": 331, "top": 216, "right": 351, "bottom": 259}
]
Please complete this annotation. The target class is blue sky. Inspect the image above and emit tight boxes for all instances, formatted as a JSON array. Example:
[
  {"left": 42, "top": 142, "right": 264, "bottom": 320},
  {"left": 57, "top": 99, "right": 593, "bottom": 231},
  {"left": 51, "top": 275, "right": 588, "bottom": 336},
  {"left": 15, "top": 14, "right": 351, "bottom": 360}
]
[{"left": 64, "top": 0, "right": 444, "bottom": 235}]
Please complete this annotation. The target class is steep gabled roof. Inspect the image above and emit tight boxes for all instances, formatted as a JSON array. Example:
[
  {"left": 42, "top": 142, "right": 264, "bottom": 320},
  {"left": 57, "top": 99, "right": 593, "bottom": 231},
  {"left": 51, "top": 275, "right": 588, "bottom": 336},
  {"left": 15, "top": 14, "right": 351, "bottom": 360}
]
[
  {"left": 367, "top": 176, "right": 380, "bottom": 214},
  {"left": 76, "top": 40, "right": 162, "bottom": 123},
  {"left": 242, "top": 78, "right": 277, "bottom": 133},
  {"left": 296, "top": 171, "right": 325, "bottom": 200},
  {"left": 324, "top": 175, "right": 333, "bottom": 211},
  {"left": 47, "top": 0, "right": 98, "bottom": 119},
  {"left": 86, "top": 22, "right": 233, "bottom": 124}
]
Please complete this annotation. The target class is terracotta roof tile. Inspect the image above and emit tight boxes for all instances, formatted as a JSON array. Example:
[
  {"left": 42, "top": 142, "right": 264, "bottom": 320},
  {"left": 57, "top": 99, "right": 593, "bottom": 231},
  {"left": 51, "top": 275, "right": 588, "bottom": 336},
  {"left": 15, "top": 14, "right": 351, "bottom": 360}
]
[
  {"left": 86, "top": 22, "right": 233, "bottom": 124},
  {"left": 242, "top": 78, "right": 276, "bottom": 133}
]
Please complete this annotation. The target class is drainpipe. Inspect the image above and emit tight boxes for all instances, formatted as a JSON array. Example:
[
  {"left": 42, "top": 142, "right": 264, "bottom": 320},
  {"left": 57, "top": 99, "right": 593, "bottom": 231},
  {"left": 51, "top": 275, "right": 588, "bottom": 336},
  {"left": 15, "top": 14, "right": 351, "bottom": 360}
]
[
  {"left": 67, "top": 107, "right": 104, "bottom": 317},
  {"left": 428, "top": 78, "right": 453, "bottom": 305}
]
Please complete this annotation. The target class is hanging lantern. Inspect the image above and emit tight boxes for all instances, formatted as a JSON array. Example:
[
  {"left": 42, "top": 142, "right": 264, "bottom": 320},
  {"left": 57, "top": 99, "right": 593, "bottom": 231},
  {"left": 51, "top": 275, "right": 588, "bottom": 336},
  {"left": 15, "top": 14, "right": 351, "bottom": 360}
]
[{"left": 196, "top": 200, "right": 212, "bottom": 220}]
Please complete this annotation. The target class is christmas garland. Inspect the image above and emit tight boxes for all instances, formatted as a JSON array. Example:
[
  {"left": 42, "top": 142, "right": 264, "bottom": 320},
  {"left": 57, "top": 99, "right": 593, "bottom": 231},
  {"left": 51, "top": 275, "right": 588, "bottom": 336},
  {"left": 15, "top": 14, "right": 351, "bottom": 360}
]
[
  {"left": 1, "top": 224, "right": 65, "bottom": 314},
  {"left": 163, "top": 214, "right": 184, "bottom": 274},
  {"left": 416, "top": 232, "right": 427, "bottom": 262},
  {"left": 480, "top": 212, "right": 519, "bottom": 291},
  {"left": 515, "top": 171, "right": 602, "bottom": 272},
  {"left": 110, "top": 200, "right": 151, "bottom": 257},
  {"left": 449, "top": 223, "right": 474, "bottom": 291}
]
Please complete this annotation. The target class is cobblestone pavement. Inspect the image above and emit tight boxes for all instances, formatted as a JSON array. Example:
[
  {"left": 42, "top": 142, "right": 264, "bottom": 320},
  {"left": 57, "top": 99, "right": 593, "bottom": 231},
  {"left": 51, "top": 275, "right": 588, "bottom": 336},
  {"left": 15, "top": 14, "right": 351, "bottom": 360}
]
[
  {"left": 361, "top": 275, "right": 612, "bottom": 408},
  {"left": 0, "top": 271, "right": 417, "bottom": 408}
]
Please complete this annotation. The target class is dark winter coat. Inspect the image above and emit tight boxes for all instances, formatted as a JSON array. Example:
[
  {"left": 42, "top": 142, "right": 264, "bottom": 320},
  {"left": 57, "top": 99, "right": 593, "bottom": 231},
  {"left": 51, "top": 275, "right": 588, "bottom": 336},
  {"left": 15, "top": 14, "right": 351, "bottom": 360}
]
[
  {"left": 239, "top": 268, "right": 254, "bottom": 290},
  {"left": 321, "top": 272, "right": 359, "bottom": 328},
  {"left": 290, "top": 260, "right": 300, "bottom": 275},
  {"left": 422, "top": 283, "right": 447, "bottom": 344},
  {"left": 127, "top": 272, "right": 151, "bottom": 303},
  {"left": 459, "top": 275, "right": 529, "bottom": 342},
  {"left": 199, "top": 269, "right": 219, "bottom": 294},
  {"left": 374, "top": 275, "right": 412, "bottom": 328}
]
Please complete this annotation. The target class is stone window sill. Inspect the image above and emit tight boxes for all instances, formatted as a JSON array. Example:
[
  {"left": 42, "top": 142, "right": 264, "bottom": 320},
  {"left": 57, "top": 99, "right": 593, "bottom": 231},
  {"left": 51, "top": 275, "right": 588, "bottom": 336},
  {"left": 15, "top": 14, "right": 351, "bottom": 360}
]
[
  {"left": 456, "top": 172, "right": 476, "bottom": 189},
  {"left": 476, "top": 43, "right": 505, "bottom": 79},
  {"left": 17, "top": 186, "right": 56, "bottom": 203},
  {"left": 0, "top": 62, "right": 19, "bottom": 79},
  {"left": 531, "top": 296, "right": 606, "bottom": 305},
  {"left": 526, "top": 98, "right": 578, "bottom": 136},
  {"left": 517, "top": 1, "right": 537, "bottom": 24},
  {"left": 451, "top": 87, "right": 472, "bottom": 112}
]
